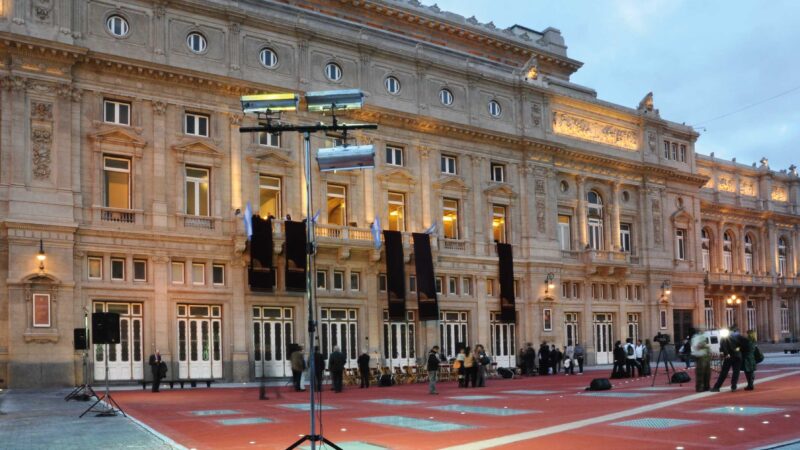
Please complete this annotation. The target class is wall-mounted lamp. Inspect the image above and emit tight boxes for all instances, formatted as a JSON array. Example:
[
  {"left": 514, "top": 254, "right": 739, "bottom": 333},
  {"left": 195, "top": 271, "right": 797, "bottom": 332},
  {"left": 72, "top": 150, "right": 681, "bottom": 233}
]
[
  {"left": 726, "top": 294, "right": 742, "bottom": 305},
  {"left": 544, "top": 272, "right": 556, "bottom": 294},
  {"left": 36, "top": 239, "right": 46, "bottom": 275},
  {"left": 660, "top": 280, "right": 671, "bottom": 303}
]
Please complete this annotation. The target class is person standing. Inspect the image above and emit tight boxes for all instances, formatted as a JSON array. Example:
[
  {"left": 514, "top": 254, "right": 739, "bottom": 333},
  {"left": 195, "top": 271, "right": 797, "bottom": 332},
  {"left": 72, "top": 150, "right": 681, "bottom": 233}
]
[
  {"left": 743, "top": 330, "right": 758, "bottom": 391},
  {"left": 328, "top": 346, "right": 346, "bottom": 393},
  {"left": 680, "top": 335, "right": 693, "bottom": 369},
  {"left": 635, "top": 339, "right": 647, "bottom": 376},
  {"left": 690, "top": 328, "right": 711, "bottom": 392},
  {"left": 574, "top": 343, "right": 585, "bottom": 374},
  {"left": 309, "top": 346, "right": 325, "bottom": 392},
  {"left": 357, "top": 350, "right": 371, "bottom": 388},
  {"left": 475, "top": 344, "right": 489, "bottom": 387},
  {"left": 464, "top": 347, "right": 477, "bottom": 388},
  {"left": 427, "top": 346, "right": 441, "bottom": 395},
  {"left": 148, "top": 350, "right": 164, "bottom": 392},
  {"left": 623, "top": 338, "right": 639, "bottom": 378},
  {"left": 612, "top": 341, "right": 626, "bottom": 378},
  {"left": 455, "top": 347, "right": 466, "bottom": 387},
  {"left": 564, "top": 345, "right": 574, "bottom": 375},
  {"left": 523, "top": 344, "right": 536, "bottom": 376},
  {"left": 550, "top": 345, "right": 562, "bottom": 376},
  {"left": 538, "top": 343, "right": 550, "bottom": 375},
  {"left": 712, "top": 327, "right": 743, "bottom": 392},
  {"left": 290, "top": 345, "right": 306, "bottom": 392}
]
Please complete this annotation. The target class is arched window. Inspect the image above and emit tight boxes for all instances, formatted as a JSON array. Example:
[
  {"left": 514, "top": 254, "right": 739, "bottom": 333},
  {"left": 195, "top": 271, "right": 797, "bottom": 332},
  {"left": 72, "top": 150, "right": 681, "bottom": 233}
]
[
  {"left": 744, "top": 234, "right": 754, "bottom": 274},
  {"left": 701, "top": 229, "right": 711, "bottom": 271},
  {"left": 778, "top": 237, "right": 788, "bottom": 277},
  {"left": 722, "top": 231, "right": 733, "bottom": 273},
  {"left": 587, "top": 191, "right": 603, "bottom": 250}
]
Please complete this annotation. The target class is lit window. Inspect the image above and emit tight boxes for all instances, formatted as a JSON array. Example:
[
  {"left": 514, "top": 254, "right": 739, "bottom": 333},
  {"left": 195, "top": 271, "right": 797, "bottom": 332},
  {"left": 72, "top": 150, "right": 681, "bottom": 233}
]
[
  {"left": 387, "top": 192, "right": 406, "bottom": 232},
  {"left": 384, "top": 76, "right": 401, "bottom": 94},
  {"left": 326, "top": 184, "right": 347, "bottom": 226},
  {"left": 104, "top": 100, "right": 130, "bottom": 125},
  {"left": 259, "top": 175, "right": 281, "bottom": 219},
  {"left": 486, "top": 278, "right": 495, "bottom": 296},
  {"left": 259, "top": 48, "right": 278, "bottom": 68},
  {"left": 258, "top": 131, "right": 280, "bottom": 147},
  {"left": 350, "top": 272, "right": 360, "bottom": 292},
  {"left": 133, "top": 260, "right": 147, "bottom": 282},
  {"left": 106, "top": 15, "right": 129, "bottom": 37},
  {"left": 386, "top": 145, "right": 404, "bottom": 166},
  {"left": 171, "top": 262, "right": 184, "bottom": 284},
  {"left": 558, "top": 215, "right": 571, "bottom": 251},
  {"left": 491, "top": 163, "right": 505, "bottom": 182},
  {"left": 543, "top": 308, "right": 552, "bottom": 331},
  {"left": 185, "top": 167, "right": 210, "bottom": 216},
  {"left": 492, "top": 205, "right": 507, "bottom": 243},
  {"left": 88, "top": 257, "right": 103, "bottom": 280},
  {"left": 701, "top": 228, "right": 711, "bottom": 271},
  {"left": 442, "top": 198, "right": 459, "bottom": 239},
  {"left": 325, "top": 62, "right": 342, "bottom": 81},
  {"left": 439, "top": 88, "right": 453, "bottom": 105},
  {"left": 104, "top": 156, "right": 131, "bottom": 209},
  {"left": 192, "top": 263, "right": 205, "bottom": 285},
  {"left": 185, "top": 113, "right": 209, "bottom": 137},
  {"left": 488, "top": 100, "right": 502, "bottom": 117},
  {"left": 212, "top": 264, "right": 225, "bottom": 285},
  {"left": 186, "top": 32, "right": 207, "bottom": 53}
]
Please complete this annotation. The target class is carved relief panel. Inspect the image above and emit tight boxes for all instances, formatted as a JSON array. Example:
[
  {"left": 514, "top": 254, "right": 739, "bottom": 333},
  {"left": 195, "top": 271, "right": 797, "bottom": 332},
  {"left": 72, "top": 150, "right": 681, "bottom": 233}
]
[{"left": 30, "top": 101, "right": 54, "bottom": 180}]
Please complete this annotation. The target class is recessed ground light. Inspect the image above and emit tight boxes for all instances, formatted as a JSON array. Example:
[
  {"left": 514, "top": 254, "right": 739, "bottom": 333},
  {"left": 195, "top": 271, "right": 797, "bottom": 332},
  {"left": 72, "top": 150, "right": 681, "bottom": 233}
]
[
  {"left": 676, "top": 447, "right": 685, "bottom": 450},
  {"left": 460, "top": 412, "right": 466, "bottom": 415},
  {"left": 785, "top": 414, "right": 791, "bottom": 418},
  {"left": 762, "top": 421, "right": 770, "bottom": 424},
  {"left": 340, "top": 428, "right": 347, "bottom": 432},
  {"left": 737, "top": 427, "right": 745, "bottom": 431},
  {"left": 249, "top": 442, "right": 256, "bottom": 445},
  {"left": 709, "top": 436, "right": 717, "bottom": 440}
]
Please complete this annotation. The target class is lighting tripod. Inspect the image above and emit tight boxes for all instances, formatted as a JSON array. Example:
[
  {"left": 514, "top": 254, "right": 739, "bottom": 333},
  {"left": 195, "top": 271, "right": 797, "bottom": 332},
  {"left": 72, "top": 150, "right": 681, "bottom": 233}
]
[
  {"left": 80, "top": 344, "right": 126, "bottom": 418},
  {"left": 650, "top": 343, "right": 676, "bottom": 387}
]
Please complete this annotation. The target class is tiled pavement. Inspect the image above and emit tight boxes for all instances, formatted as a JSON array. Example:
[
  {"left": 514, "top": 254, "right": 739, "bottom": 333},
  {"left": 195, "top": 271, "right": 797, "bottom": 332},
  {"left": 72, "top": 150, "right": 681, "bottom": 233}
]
[{"left": 0, "top": 389, "right": 179, "bottom": 450}]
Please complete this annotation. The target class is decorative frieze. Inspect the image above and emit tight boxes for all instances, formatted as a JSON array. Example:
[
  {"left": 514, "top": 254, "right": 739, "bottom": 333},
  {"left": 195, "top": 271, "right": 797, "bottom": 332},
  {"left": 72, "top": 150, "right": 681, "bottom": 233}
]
[
  {"left": 552, "top": 111, "right": 638, "bottom": 150},
  {"left": 651, "top": 198, "right": 662, "bottom": 245},
  {"left": 740, "top": 179, "right": 756, "bottom": 197},
  {"left": 717, "top": 176, "right": 736, "bottom": 193},
  {"left": 31, "top": 127, "right": 53, "bottom": 179},
  {"left": 772, "top": 185, "right": 788, "bottom": 202},
  {"left": 31, "top": 102, "right": 53, "bottom": 121}
]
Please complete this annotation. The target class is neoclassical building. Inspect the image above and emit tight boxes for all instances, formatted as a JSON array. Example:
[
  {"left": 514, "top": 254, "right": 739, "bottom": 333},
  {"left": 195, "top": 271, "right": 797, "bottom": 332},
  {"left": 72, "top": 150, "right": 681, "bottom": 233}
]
[{"left": 0, "top": 0, "right": 798, "bottom": 387}]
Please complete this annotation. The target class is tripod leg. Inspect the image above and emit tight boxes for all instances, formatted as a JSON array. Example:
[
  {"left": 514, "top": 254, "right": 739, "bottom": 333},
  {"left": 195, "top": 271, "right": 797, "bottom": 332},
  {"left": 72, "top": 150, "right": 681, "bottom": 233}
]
[
  {"left": 320, "top": 437, "right": 344, "bottom": 450},
  {"left": 79, "top": 395, "right": 105, "bottom": 418},
  {"left": 285, "top": 435, "right": 312, "bottom": 450}
]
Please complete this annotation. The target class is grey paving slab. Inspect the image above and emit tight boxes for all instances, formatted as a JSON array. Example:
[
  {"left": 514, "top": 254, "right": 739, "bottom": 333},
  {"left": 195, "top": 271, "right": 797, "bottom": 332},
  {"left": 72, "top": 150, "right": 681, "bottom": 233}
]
[{"left": 0, "top": 389, "right": 180, "bottom": 450}]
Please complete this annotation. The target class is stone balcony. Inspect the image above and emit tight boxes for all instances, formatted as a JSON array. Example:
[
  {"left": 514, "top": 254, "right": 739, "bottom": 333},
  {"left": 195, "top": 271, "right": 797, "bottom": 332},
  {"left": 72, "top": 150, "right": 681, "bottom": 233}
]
[
  {"left": 705, "top": 272, "right": 798, "bottom": 294},
  {"left": 580, "top": 249, "right": 631, "bottom": 276},
  {"left": 93, "top": 206, "right": 142, "bottom": 225}
]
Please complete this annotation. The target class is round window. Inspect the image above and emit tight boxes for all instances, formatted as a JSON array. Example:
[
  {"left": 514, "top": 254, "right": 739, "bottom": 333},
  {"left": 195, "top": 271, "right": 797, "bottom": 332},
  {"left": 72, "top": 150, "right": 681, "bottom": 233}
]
[
  {"left": 259, "top": 48, "right": 278, "bottom": 68},
  {"left": 186, "top": 32, "right": 207, "bottom": 53},
  {"left": 385, "top": 76, "right": 401, "bottom": 94},
  {"left": 488, "top": 100, "right": 502, "bottom": 117},
  {"left": 106, "top": 15, "right": 129, "bottom": 37},
  {"left": 439, "top": 88, "right": 454, "bottom": 106},
  {"left": 560, "top": 180, "right": 569, "bottom": 193},
  {"left": 325, "top": 62, "right": 342, "bottom": 81}
]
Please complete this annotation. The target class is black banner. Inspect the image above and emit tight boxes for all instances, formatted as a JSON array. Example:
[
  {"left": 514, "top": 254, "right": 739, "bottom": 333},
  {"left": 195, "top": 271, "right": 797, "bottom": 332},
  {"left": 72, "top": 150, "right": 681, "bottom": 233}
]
[
  {"left": 284, "top": 220, "right": 307, "bottom": 292},
  {"left": 412, "top": 232, "right": 438, "bottom": 321},
  {"left": 383, "top": 230, "right": 406, "bottom": 321},
  {"left": 248, "top": 215, "right": 275, "bottom": 290},
  {"left": 498, "top": 243, "right": 516, "bottom": 323}
]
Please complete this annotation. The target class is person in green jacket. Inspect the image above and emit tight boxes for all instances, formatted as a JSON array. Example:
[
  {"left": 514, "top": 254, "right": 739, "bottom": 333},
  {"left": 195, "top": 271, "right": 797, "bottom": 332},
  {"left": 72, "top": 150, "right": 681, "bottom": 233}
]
[{"left": 742, "top": 329, "right": 758, "bottom": 391}]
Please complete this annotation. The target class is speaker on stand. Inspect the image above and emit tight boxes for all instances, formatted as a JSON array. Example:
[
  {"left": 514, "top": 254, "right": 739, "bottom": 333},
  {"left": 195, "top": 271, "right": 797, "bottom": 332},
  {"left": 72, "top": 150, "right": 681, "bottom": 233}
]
[{"left": 80, "top": 312, "right": 126, "bottom": 418}]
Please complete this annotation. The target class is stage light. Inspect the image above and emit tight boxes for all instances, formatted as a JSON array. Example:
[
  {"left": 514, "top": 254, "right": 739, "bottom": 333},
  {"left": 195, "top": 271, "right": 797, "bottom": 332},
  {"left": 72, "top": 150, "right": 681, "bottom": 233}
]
[
  {"left": 240, "top": 93, "right": 299, "bottom": 113},
  {"left": 720, "top": 328, "right": 730, "bottom": 338},
  {"left": 317, "top": 144, "right": 375, "bottom": 172},
  {"left": 306, "top": 89, "right": 364, "bottom": 112}
]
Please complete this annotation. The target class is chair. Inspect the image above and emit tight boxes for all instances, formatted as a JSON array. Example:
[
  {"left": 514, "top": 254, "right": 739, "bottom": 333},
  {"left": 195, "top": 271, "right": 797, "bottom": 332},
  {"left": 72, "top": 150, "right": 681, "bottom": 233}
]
[
  {"left": 404, "top": 365, "right": 418, "bottom": 384},
  {"left": 344, "top": 368, "right": 357, "bottom": 386},
  {"left": 393, "top": 365, "right": 407, "bottom": 384}
]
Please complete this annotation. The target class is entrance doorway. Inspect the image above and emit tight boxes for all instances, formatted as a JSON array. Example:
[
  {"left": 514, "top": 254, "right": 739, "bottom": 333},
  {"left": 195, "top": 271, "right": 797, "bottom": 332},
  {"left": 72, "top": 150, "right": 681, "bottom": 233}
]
[
  {"left": 593, "top": 313, "right": 613, "bottom": 364},
  {"left": 93, "top": 302, "right": 143, "bottom": 381},
  {"left": 177, "top": 304, "right": 222, "bottom": 379},
  {"left": 319, "top": 308, "right": 359, "bottom": 366},
  {"left": 382, "top": 310, "right": 417, "bottom": 368},
  {"left": 673, "top": 309, "right": 693, "bottom": 344},
  {"left": 253, "top": 306, "right": 293, "bottom": 377},
  {"left": 490, "top": 312, "right": 516, "bottom": 369},
  {"left": 440, "top": 311, "right": 468, "bottom": 360}
]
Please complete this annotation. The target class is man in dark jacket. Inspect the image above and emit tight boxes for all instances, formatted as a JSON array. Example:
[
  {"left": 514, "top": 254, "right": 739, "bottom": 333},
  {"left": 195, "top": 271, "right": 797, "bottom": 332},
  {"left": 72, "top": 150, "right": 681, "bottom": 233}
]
[
  {"left": 712, "top": 327, "right": 744, "bottom": 391},
  {"left": 309, "top": 346, "right": 325, "bottom": 392},
  {"left": 148, "top": 350, "right": 164, "bottom": 392},
  {"left": 523, "top": 343, "right": 536, "bottom": 376},
  {"left": 550, "top": 345, "right": 562, "bottom": 376},
  {"left": 289, "top": 344, "right": 306, "bottom": 392},
  {"left": 328, "top": 346, "right": 347, "bottom": 393},
  {"left": 357, "top": 350, "right": 371, "bottom": 388},
  {"left": 538, "top": 343, "right": 550, "bottom": 375},
  {"left": 427, "top": 346, "right": 441, "bottom": 394}
]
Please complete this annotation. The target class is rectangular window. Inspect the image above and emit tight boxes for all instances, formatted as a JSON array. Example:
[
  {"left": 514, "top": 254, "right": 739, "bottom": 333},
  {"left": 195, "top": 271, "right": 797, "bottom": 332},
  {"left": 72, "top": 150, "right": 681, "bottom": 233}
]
[
  {"left": 388, "top": 192, "right": 405, "bottom": 232},
  {"left": 259, "top": 175, "right": 281, "bottom": 219},
  {"left": 625, "top": 285, "right": 632, "bottom": 301},
  {"left": 133, "top": 260, "right": 147, "bottom": 282},
  {"left": 659, "top": 309, "right": 668, "bottom": 329},
  {"left": 620, "top": 223, "right": 632, "bottom": 253},
  {"left": 441, "top": 154, "right": 457, "bottom": 174},
  {"left": 588, "top": 218, "right": 603, "bottom": 250},
  {"left": 448, "top": 277, "right": 458, "bottom": 295},
  {"left": 409, "top": 275, "right": 417, "bottom": 293},
  {"left": 212, "top": 264, "right": 225, "bottom": 285},
  {"left": 486, "top": 278, "right": 495, "bottom": 296},
  {"left": 88, "top": 257, "right": 103, "bottom": 280},
  {"left": 33, "top": 293, "right": 51, "bottom": 328},
  {"left": 562, "top": 282, "right": 569, "bottom": 298},
  {"left": 379, "top": 274, "right": 386, "bottom": 292},
  {"left": 386, "top": 145, "right": 404, "bottom": 166},
  {"left": 185, "top": 112, "right": 209, "bottom": 137},
  {"left": 591, "top": 283, "right": 598, "bottom": 300},
  {"left": 171, "top": 262, "right": 185, "bottom": 284},
  {"left": 443, "top": 198, "right": 459, "bottom": 239},
  {"left": 635, "top": 285, "right": 642, "bottom": 301},
  {"left": 104, "top": 100, "right": 130, "bottom": 125},
  {"left": 104, "top": 156, "right": 131, "bottom": 209},
  {"left": 350, "top": 272, "right": 360, "bottom": 292},
  {"left": 490, "top": 163, "right": 505, "bottom": 182},
  {"left": 327, "top": 184, "right": 347, "bottom": 226},
  {"left": 258, "top": 131, "right": 280, "bottom": 147},
  {"left": 185, "top": 166, "right": 210, "bottom": 216},
  {"left": 558, "top": 215, "right": 572, "bottom": 251},
  {"left": 675, "top": 229, "right": 686, "bottom": 260},
  {"left": 679, "top": 144, "right": 687, "bottom": 162},
  {"left": 435, "top": 276, "right": 443, "bottom": 295},
  {"left": 543, "top": 308, "right": 553, "bottom": 331},
  {"left": 192, "top": 263, "right": 205, "bottom": 285},
  {"left": 492, "top": 205, "right": 507, "bottom": 243},
  {"left": 333, "top": 271, "right": 344, "bottom": 290},
  {"left": 704, "top": 299, "right": 715, "bottom": 331},
  {"left": 316, "top": 270, "right": 327, "bottom": 290},
  {"left": 781, "top": 302, "right": 790, "bottom": 333},
  {"left": 600, "top": 284, "right": 607, "bottom": 299},
  {"left": 664, "top": 140, "right": 671, "bottom": 159},
  {"left": 572, "top": 283, "right": 580, "bottom": 299},
  {"left": 111, "top": 258, "right": 125, "bottom": 281},
  {"left": 462, "top": 277, "right": 472, "bottom": 296},
  {"left": 672, "top": 142, "right": 679, "bottom": 161}
]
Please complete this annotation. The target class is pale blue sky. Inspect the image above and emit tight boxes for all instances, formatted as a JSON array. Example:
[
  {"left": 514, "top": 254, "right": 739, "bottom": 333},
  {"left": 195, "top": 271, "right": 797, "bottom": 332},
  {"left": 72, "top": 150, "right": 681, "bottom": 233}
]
[{"left": 421, "top": 0, "right": 800, "bottom": 170}]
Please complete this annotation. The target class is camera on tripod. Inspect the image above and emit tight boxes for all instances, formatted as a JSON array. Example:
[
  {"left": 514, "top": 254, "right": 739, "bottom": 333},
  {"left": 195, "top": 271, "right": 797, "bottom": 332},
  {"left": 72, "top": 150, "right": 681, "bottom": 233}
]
[{"left": 654, "top": 332, "right": 671, "bottom": 346}]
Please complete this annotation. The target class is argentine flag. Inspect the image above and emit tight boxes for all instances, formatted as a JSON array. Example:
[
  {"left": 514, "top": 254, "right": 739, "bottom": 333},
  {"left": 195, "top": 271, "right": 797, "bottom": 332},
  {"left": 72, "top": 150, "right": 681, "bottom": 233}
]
[
  {"left": 371, "top": 216, "right": 382, "bottom": 250},
  {"left": 243, "top": 201, "right": 253, "bottom": 239}
]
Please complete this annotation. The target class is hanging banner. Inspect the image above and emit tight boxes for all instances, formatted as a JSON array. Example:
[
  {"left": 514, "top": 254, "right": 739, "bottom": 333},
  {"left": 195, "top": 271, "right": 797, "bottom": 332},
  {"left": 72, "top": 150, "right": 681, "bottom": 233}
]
[
  {"left": 284, "top": 220, "right": 307, "bottom": 292},
  {"left": 498, "top": 243, "right": 516, "bottom": 323},
  {"left": 413, "top": 232, "right": 438, "bottom": 321},
  {"left": 248, "top": 215, "right": 275, "bottom": 290},
  {"left": 383, "top": 230, "right": 406, "bottom": 321}
]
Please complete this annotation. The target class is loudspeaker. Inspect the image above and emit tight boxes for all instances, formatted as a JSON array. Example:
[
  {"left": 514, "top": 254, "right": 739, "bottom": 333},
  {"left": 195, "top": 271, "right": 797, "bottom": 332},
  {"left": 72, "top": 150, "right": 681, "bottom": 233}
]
[
  {"left": 73, "top": 328, "right": 88, "bottom": 350},
  {"left": 92, "top": 312, "right": 121, "bottom": 345},
  {"left": 587, "top": 377, "right": 612, "bottom": 391}
]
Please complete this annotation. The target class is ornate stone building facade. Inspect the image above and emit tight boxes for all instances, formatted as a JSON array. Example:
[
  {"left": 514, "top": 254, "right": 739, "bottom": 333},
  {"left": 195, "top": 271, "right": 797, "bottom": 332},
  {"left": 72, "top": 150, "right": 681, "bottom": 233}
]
[{"left": 0, "top": 0, "right": 798, "bottom": 387}]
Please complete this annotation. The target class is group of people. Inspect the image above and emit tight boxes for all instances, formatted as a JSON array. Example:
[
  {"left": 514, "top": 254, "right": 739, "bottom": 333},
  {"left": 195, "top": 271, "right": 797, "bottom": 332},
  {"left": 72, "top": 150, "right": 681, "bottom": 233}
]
[
  {"left": 519, "top": 342, "right": 586, "bottom": 376},
  {"left": 289, "top": 344, "right": 361, "bottom": 393},
  {"left": 611, "top": 338, "right": 651, "bottom": 379},
  {"left": 691, "top": 326, "right": 760, "bottom": 393}
]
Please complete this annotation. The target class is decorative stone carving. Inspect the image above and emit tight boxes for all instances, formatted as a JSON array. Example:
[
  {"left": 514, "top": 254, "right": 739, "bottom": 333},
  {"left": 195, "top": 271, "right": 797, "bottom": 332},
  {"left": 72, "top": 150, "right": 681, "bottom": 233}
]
[
  {"left": 651, "top": 198, "right": 662, "bottom": 245},
  {"left": 771, "top": 185, "right": 788, "bottom": 202},
  {"left": 760, "top": 157, "right": 769, "bottom": 168},
  {"left": 534, "top": 179, "right": 545, "bottom": 196},
  {"left": 536, "top": 199, "right": 546, "bottom": 233},
  {"left": 552, "top": 111, "right": 638, "bottom": 150},
  {"left": 56, "top": 83, "right": 82, "bottom": 102},
  {"left": 33, "top": 0, "right": 53, "bottom": 21},
  {"left": 153, "top": 101, "right": 167, "bottom": 115},
  {"left": 647, "top": 131, "right": 657, "bottom": 152},
  {"left": 717, "top": 176, "right": 736, "bottom": 193},
  {"left": 31, "top": 127, "right": 52, "bottom": 179},
  {"left": 31, "top": 102, "right": 53, "bottom": 121},
  {"left": 740, "top": 179, "right": 756, "bottom": 197},
  {"left": 4, "top": 76, "right": 29, "bottom": 91},
  {"left": 531, "top": 103, "right": 542, "bottom": 127},
  {"left": 229, "top": 113, "right": 243, "bottom": 126}
]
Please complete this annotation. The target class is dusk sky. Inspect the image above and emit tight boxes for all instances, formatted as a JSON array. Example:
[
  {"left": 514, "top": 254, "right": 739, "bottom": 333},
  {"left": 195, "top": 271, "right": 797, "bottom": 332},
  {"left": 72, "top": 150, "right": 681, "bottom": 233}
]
[{"left": 421, "top": 0, "right": 800, "bottom": 171}]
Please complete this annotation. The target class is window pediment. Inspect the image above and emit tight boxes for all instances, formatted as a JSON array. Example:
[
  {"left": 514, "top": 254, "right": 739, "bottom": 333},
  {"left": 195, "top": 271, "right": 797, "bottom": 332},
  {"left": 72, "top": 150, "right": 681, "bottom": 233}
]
[
  {"left": 483, "top": 183, "right": 517, "bottom": 199},
  {"left": 376, "top": 167, "right": 417, "bottom": 187},
  {"left": 247, "top": 150, "right": 294, "bottom": 170},
  {"left": 433, "top": 175, "right": 469, "bottom": 194},
  {"left": 90, "top": 128, "right": 146, "bottom": 158},
  {"left": 172, "top": 140, "right": 223, "bottom": 167},
  {"left": 670, "top": 208, "right": 693, "bottom": 225}
]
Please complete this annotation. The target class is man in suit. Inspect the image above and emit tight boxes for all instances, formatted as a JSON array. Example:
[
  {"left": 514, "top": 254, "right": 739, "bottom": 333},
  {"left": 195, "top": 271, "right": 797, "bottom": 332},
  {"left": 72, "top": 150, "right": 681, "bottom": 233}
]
[
  {"left": 712, "top": 327, "right": 744, "bottom": 392},
  {"left": 328, "top": 346, "right": 347, "bottom": 393},
  {"left": 148, "top": 350, "right": 164, "bottom": 392},
  {"left": 357, "top": 350, "right": 371, "bottom": 388},
  {"left": 290, "top": 344, "right": 306, "bottom": 392}
]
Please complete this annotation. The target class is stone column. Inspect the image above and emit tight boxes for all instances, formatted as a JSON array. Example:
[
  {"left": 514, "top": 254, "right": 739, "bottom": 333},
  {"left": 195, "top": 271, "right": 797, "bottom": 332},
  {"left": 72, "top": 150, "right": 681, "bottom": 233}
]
[
  {"left": 612, "top": 182, "right": 622, "bottom": 251},
  {"left": 419, "top": 147, "right": 431, "bottom": 229},
  {"left": 576, "top": 176, "right": 587, "bottom": 249},
  {"left": 151, "top": 255, "right": 171, "bottom": 363},
  {"left": 766, "top": 220, "right": 777, "bottom": 275},
  {"left": 229, "top": 114, "right": 243, "bottom": 211},
  {"left": 230, "top": 256, "right": 249, "bottom": 381},
  {"left": 153, "top": 5, "right": 167, "bottom": 63},
  {"left": 471, "top": 155, "right": 486, "bottom": 255},
  {"left": 151, "top": 101, "right": 168, "bottom": 228},
  {"left": 737, "top": 224, "right": 746, "bottom": 275}
]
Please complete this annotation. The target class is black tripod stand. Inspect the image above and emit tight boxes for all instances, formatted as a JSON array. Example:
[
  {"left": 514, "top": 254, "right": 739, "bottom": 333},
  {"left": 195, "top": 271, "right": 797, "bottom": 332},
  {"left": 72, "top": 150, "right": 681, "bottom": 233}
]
[
  {"left": 650, "top": 343, "right": 676, "bottom": 387},
  {"left": 65, "top": 350, "right": 96, "bottom": 401},
  {"left": 80, "top": 344, "right": 126, "bottom": 418}
]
